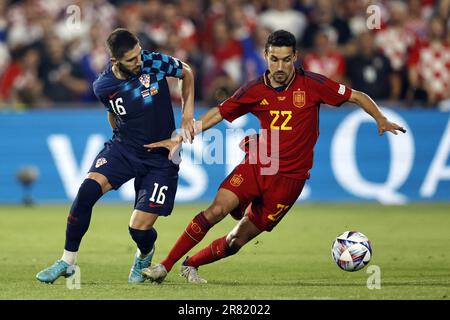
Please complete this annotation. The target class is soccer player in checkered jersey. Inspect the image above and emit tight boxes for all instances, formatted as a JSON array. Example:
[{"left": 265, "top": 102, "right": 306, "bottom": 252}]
[
  {"left": 36, "top": 28, "right": 195, "bottom": 284},
  {"left": 142, "top": 30, "right": 406, "bottom": 284}
]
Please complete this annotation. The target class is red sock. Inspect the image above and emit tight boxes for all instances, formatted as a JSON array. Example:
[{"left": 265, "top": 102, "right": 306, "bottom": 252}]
[
  {"left": 185, "top": 236, "right": 229, "bottom": 268},
  {"left": 161, "top": 212, "right": 211, "bottom": 272}
]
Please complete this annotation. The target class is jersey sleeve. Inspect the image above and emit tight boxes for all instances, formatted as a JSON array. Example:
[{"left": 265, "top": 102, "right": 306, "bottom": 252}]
[
  {"left": 218, "top": 85, "right": 256, "bottom": 123},
  {"left": 306, "top": 71, "right": 352, "bottom": 107},
  {"left": 92, "top": 79, "right": 114, "bottom": 113},
  {"left": 141, "top": 50, "right": 183, "bottom": 79}
]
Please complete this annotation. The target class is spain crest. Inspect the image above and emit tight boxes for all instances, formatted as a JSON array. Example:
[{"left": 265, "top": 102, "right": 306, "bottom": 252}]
[
  {"left": 230, "top": 174, "right": 244, "bottom": 187},
  {"left": 139, "top": 74, "right": 150, "bottom": 88},
  {"left": 293, "top": 90, "right": 306, "bottom": 108}
]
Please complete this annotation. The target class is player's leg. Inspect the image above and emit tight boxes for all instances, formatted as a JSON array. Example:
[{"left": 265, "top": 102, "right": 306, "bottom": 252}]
[
  {"left": 127, "top": 210, "right": 159, "bottom": 283},
  {"left": 36, "top": 141, "right": 132, "bottom": 284},
  {"left": 180, "top": 176, "right": 306, "bottom": 283},
  {"left": 142, "top": 164, "right": 260, "bottom": 283},
  {"left": 141, "top": 188, "right": 240, "bottom": 283},
  {"left": 128, "top": 167, "right": 178, "bottom": 283},
  {"left": 180, "top": 214, "right": 262, "bottom": 283},
  {"left": 35, "top": 172, "right": 112, "bottom": 283}
]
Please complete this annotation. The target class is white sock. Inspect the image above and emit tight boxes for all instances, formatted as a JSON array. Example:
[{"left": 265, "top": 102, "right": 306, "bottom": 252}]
[{"left": 61, "top": 250, "right": 77, "bottom": 265}]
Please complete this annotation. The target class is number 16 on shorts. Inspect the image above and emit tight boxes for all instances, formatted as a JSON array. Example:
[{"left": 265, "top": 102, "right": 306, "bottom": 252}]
[{"left": 150, "top": 183, "right": 168, "bottom": 205}]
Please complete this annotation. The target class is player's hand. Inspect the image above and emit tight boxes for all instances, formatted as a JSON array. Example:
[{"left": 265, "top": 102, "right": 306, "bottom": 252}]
[
  {"left": 377, "top": 118, "right": 406, "bottom": 136},
  {"left": 144, "top": 135, "right": 182, "bottom": 160},
  {"left": 181, "top": 116, "right": 195, "bottom": 143}
]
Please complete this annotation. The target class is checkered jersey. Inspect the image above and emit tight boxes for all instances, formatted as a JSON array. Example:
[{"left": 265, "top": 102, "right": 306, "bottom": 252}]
[
  {"left": 141, "top": 50, "right": 183, "bottom": 80},
  {"left": 92, "top": 50, "right": 184, "bottom": 158}
]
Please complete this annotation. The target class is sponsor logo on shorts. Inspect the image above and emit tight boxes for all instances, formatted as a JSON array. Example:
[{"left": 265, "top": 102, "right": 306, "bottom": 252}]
[
  {"left": 149, "top": 203, "right": 163, "bottom": 208},
  {"left": 230, "top": 174, "right": 244, "bottom": 187},
  {"left": 95, "top": 157, "right": 107, "bottom": 168}
]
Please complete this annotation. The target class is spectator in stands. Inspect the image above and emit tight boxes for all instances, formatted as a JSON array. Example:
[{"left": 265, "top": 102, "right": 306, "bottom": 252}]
[
  {"left": 259, "top": 0, "right": 307, "bottom": 42},
  {"left": 347, "top": 30, "right": 398, "bottom": 101},
  {"left": 374, "top": 1, "right": 416, "bottom": 100},
  {"left": 408, "top": 16, "right": 450, "bottom": 107},
  {"left": 78, "top": 22, "right": 110, "bottom": 103},
  {"left": 302, "top": 28, "right": 347, "bottom": 83},
  {"left": 0, "top": 44, "right": 45, "bottom": 108},
  {"left": 241, "top": 25, "right": 272, "bottom": 83},
  {"left": 203, "top": 18, "right": 243, "bottom": 105},
  {"left": 301, "top": 0, "right": 352, "bottom": 55},
  {"left": 38, "top": 35, "right": 89, "bottom": 104}
]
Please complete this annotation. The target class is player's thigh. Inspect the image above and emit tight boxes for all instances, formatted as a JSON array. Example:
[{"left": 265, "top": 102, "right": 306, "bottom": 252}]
[
  {"left": 88, "top": 141, "right": 135, "bottom": 191},
  {"left": 134, "top": 165, "right": 178, "bottom": 216},
  {"left": 216, "top": 163, "right": 261, "bottom": 215},
  {"left": 248, "top": 177, "right": 305, "bottom": 232}
]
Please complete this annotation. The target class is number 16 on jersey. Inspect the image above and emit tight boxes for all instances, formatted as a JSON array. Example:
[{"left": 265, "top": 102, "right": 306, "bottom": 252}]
[{"left": 109, "top": 97, "right": 127, "bottom": 115}]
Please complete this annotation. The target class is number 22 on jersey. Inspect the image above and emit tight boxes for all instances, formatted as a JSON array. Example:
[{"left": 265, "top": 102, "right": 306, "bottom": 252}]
[{"left": 270, "top": 110, "right": 292, "bottom": 130}]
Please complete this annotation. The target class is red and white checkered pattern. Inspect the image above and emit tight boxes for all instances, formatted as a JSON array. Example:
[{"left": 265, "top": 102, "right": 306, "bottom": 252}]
[
  {"left": 375, "top": 26, "right": 416, "bottom": 71},
  {"left": 409, "top": 41, "right": 450, "bottom": 100},
  {"left": 302, "top": 51, "right": 346, "bottom": 80}
]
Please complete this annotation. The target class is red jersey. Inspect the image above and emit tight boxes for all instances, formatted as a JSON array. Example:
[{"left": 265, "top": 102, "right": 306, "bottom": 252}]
[{"left": 218, "top": 68, "right": 352, "bottom": 180}]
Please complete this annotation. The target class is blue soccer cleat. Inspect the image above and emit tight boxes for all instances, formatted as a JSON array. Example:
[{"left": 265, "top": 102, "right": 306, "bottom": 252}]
[
  {"left": 128, "top": 247, "right": 155, "bottom": 283},
  {"left": 36, "top": 260, "right": 75, "bottom": 284}
]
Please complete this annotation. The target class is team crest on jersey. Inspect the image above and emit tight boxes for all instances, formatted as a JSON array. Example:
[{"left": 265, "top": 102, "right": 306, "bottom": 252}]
[
  {"left": 293, "top": 90, "right": 306, "bottom": 108},
  {"left": 150, "top": 86, "right": 158, "bottom": 95},
  {"left": 230, "top": 174, "right": 244, "bottom": 187},
  {"left": 95, "top": 157, "right": 107, "bottom": 168},
  {"left": 139, "top": 74, "right": 150, "bottom": 88}
]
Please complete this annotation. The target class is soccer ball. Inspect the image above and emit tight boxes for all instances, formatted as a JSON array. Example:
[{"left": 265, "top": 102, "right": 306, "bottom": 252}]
[{"left": 331, "top": 231, "right": 372, "bottom": 272}]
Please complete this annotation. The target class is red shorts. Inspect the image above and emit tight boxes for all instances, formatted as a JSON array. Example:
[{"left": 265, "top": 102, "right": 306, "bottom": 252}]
[{"left": 219, "top": 163, "right": 305, "bottom": 232}]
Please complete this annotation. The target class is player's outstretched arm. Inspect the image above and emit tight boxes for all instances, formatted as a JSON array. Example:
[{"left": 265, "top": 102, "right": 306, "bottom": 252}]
[
  {"left": 348, "top": 90, "right": 406, "bottom": 136},
  {"left": 143, "top": 107, "right": 223, "bottom": 159}
]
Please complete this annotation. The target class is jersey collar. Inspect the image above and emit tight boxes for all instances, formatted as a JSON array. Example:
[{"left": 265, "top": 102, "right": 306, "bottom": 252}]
[{"left": 263, "top": 69, "right": 297, "bottom": 92}]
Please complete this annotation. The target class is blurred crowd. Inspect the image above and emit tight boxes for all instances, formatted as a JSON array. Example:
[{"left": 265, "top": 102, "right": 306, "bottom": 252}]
[{"left": 1, "top": 0, "right": 450, "bottom": 110}]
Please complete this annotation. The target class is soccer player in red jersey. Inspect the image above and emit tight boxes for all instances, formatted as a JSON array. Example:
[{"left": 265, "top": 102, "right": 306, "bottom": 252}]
[{"left": 142, "top": 30, "right": 406, "bottom": 283}]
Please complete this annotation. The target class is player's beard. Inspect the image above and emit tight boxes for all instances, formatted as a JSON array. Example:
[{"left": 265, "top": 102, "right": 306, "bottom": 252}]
[
  {"left": 272, "top": 71, "right": 288, "bottom": 84},
  {"left": 118, "top": 62, "right": 140, "bottom": 78}
]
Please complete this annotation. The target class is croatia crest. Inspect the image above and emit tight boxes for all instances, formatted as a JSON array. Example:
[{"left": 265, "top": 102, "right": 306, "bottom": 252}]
[
  {"left": 139, "top": 74, "right": 150, "bottom": 88},
  {"left": 95, "top": 157, "right": 107, "bottom": 168}
]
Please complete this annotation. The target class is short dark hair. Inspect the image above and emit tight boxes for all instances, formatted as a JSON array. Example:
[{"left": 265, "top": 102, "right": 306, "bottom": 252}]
[
  {"left": 106, "top": 28, "right": 139, "bottom": 59},
  {"left": 265, "top": 30, "right": 297, "bottom": 53}
]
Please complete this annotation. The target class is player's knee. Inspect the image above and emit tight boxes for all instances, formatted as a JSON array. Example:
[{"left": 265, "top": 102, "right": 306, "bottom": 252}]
[
  {"left": 75, "top": 179, "right": 103, "bottom": 208},
  {"left": 129, "top": 226, "right": 157, "bottom": 243},
  {"left": 205, "top": 204, "right": 228, "bottom": 222}
]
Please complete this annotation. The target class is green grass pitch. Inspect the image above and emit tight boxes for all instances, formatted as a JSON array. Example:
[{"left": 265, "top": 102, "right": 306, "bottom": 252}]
[{"left": 0, "top": 203, "right": 449, "bottom": 300}]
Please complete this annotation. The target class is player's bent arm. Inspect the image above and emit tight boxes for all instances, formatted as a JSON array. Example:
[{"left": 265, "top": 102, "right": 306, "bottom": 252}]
[
  {"left": 179, "top": 62, "right": 195, "bottom": 118},
  {"left": 179, "top": 61, "right": 195, "bottom": 142},
  {"left": 348, "top": 89, "right": 406, "bottom": 135},
  {"left": 107, "top": 112, "right": 117, "bottom": 130}
]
